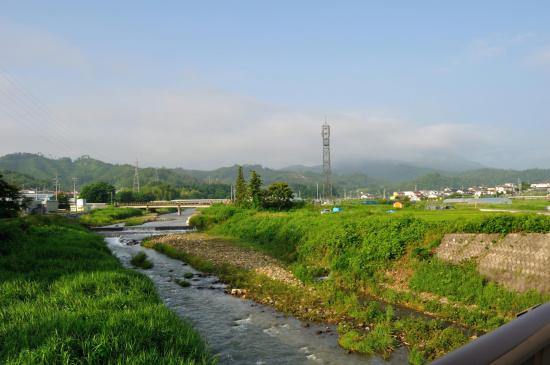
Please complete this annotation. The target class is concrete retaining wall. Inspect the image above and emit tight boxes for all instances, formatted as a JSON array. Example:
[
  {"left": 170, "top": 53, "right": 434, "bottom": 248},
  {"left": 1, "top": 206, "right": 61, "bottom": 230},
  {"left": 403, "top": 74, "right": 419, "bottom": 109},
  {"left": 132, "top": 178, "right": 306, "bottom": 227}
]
[{"left": 436, "top": 233, "right": 550, "bottom": 293}]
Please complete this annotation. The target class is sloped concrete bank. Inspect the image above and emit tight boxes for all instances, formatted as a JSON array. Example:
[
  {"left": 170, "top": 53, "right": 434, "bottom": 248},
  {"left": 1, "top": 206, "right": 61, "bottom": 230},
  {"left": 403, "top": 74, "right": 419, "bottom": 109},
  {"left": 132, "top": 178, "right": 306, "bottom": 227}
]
[{"left": 437, "top": 233, "right": 550, "bottom": 293}]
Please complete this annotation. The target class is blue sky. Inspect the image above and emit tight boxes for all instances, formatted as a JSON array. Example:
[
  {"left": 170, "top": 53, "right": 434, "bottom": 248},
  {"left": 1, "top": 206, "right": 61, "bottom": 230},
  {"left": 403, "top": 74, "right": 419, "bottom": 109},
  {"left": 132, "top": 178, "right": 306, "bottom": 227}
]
[{"left": 1, "top": 1, "right": 549, "bottom": 169}]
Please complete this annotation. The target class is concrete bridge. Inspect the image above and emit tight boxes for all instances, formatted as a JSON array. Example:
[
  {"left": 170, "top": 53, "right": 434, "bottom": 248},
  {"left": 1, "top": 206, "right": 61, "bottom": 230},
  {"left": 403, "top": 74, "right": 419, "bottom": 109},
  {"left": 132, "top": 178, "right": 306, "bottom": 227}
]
[{"left": 118, "top": 199, "right": 230, "bottom": 215}]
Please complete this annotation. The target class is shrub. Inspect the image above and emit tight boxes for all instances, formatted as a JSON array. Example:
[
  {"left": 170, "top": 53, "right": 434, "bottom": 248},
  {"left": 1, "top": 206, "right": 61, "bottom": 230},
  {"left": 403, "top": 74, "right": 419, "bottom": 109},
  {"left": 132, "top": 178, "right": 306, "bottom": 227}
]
[
  {"left": 176, "top": 279, "right": 191, "bottom": 287},
  {"left": 130, "top": 252, "right": 154, "bottom": 269}
]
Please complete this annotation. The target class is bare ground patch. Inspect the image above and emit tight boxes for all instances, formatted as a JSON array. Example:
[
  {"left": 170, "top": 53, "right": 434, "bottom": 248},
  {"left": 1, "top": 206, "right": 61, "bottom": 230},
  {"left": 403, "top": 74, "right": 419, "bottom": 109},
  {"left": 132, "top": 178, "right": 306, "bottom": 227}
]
[{"left": 151, "top": 233, "right": 302, "bottom": 287}]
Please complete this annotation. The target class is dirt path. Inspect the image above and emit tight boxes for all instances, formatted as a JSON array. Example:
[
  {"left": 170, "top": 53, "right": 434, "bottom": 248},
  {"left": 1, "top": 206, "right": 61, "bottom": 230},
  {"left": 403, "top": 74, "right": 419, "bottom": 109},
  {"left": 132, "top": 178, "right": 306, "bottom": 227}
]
[{"left": 152, "top": 233, "right": 302, "bottom": 287}]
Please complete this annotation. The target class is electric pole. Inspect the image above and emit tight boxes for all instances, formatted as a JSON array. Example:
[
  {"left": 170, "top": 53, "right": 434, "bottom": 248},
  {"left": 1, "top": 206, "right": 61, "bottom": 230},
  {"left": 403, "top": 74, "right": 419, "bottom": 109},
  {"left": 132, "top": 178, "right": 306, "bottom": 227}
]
[
  {"left": 72, "top": 177, "right": 79, "bottom": 211},
  {"left": 133, "top": 159, "right": 140, "bottom": 193},
  {"left": 53, "top": 174, "right": 59, "bottom": 200}
]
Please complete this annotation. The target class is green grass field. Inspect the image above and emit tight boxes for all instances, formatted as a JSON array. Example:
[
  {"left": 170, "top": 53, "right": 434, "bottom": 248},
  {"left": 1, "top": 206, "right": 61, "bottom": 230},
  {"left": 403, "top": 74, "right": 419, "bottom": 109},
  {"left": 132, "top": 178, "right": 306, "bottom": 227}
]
[{"left": 0, "top": 216, "right": 213, "bottom": 364}]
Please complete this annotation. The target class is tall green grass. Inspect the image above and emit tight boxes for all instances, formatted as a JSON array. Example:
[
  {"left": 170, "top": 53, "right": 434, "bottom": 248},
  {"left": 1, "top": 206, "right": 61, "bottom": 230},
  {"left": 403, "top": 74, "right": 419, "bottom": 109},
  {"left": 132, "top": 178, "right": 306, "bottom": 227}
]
[
  {"left": 0, "top": 216, "right": 213, "bottom": 364},
  {"left": 409, "top": 259, "right": 548, "bottom": 318},
  {"left": 79, "top": 207, "right": 144, "bottom": 226},
  {"left": 192, "top": 204, "right": 550, "bottom": 327}
]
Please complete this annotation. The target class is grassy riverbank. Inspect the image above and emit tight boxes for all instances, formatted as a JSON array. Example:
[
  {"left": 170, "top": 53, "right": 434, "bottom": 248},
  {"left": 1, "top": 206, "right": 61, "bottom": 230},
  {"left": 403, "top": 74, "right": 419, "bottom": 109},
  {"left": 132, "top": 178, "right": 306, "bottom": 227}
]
[
  {"left": 79, "top": 206, "right": 155, "bottom": 226},
  {"left": 182, "top": 202, "right": 550, "bottom": 363},
  {"left": 0, "top": 216, "right": 213, "bottom": 364},
  {"left": 145, "top": 236, "right": 469, "bottom": 364}
]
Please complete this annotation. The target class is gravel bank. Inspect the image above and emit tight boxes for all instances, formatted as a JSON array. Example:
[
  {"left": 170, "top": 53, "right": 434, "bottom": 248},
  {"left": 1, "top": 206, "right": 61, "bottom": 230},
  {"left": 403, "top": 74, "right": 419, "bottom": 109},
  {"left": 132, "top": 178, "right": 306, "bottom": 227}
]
[{"left": 151, "top": 233, "right": 302, "bottom": 287}]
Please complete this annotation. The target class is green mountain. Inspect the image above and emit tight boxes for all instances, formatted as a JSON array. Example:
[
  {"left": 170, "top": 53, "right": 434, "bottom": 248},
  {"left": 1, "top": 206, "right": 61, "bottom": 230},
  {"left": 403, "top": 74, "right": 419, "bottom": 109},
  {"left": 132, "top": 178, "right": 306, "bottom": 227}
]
[
  {"left": 0, "top": 153, "right": 371, "bottom": 197},
  {"left": 0, "top": 153, "right": 195, "bottom": 189},
  {"left": 2, "top": 153, "right": 550, "bottom": 197}
]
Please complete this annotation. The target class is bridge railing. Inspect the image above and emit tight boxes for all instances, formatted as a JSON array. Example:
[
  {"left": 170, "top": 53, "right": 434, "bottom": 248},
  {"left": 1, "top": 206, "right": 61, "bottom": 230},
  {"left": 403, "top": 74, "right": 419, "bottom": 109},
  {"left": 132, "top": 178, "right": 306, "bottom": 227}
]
[
  {"left": 432, "top": 301, "right": 550, "bottom": 364},
  {"left": 118, "top": 199, "right": 230, "bottom": 207}
]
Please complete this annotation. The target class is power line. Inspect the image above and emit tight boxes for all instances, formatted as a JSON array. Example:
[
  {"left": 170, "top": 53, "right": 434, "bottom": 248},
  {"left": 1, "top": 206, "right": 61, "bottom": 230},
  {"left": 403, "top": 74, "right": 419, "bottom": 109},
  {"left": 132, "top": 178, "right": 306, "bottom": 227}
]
[
  {"left": 0, "top": 68, "right": 113, "bottom": 163},
  {"left": 0, "top": 94, "right": 75, "bottom": 157},
  {"left": 0, "top": 71, "right": 78, "bottom": 154}
]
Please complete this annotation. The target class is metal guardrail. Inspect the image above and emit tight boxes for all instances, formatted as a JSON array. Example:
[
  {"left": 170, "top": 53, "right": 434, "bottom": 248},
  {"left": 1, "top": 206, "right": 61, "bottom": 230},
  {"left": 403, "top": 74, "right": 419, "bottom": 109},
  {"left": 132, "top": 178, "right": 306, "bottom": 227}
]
[
  {"left": 118, "top": 199, "right": 229, "bottom": 207},
  {"left": 431, "top": 302, "right": 550, "bottom": 365}
]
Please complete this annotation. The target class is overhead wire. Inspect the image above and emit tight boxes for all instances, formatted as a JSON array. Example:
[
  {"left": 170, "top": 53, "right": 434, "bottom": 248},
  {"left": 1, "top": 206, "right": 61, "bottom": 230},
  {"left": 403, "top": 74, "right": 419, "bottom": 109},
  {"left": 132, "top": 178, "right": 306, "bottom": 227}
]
[{"left": 0, "top": 67, "right": 113, "bottom": 163}]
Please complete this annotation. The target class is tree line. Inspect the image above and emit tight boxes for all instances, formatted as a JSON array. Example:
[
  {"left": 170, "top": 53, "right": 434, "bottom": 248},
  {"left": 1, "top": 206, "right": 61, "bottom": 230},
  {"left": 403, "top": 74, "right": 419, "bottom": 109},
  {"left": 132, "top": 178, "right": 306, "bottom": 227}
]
[
  {"left": 78, "top": 181, "right": 230, "bottom": 203},
  {"left": 234, "top": 167, "right": 295, "bottom": 210}
]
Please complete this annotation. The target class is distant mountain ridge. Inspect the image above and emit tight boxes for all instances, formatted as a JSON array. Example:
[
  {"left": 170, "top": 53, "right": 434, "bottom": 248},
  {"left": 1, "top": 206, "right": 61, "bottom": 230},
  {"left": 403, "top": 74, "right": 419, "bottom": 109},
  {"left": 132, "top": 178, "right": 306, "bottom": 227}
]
[{"left": 1, "top": 152, "right": 550, "bottom": 195}]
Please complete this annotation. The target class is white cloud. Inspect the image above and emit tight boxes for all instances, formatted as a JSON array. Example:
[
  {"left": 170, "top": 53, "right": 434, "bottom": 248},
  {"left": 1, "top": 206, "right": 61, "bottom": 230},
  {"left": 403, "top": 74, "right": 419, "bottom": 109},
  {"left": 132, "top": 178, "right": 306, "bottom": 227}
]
[
  {"left": 528, "top": 47, "right": 550, "bottom": 68},
  {"left": 0, "top": 19, "right": 90, "bottom": 72},
  {"left": 438, "top": 32, "right": 537, "bottom": 72},
  {"left": 0, "top": 84, "right": 497, "bottom": 170},
  {"left": 0, "top": 21, "right": 543, "bottom": 170},
  {"left": 467, "top": 32, "right": 536, "bottom": 60}
]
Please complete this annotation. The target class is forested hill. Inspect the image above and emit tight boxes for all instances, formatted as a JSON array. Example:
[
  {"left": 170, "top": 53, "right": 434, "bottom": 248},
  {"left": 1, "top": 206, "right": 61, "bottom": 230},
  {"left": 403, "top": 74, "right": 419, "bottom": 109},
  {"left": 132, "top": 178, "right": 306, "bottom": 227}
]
[
  {"left": 1, "top": 153, "right": 550, "bottom": 195},
  {"left": 0, "top": 153, "right": 371, "bottom": 197}
]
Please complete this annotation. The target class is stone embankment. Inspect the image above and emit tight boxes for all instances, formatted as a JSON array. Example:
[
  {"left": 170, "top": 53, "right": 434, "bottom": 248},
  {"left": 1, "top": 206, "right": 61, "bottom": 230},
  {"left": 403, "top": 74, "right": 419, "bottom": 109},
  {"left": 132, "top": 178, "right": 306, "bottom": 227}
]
[
  {"left": 152, "top": 233, "right": 302, "bottom": 287},
  {"left": 437, "top": 233, "right": 550, "bottom": 293}
]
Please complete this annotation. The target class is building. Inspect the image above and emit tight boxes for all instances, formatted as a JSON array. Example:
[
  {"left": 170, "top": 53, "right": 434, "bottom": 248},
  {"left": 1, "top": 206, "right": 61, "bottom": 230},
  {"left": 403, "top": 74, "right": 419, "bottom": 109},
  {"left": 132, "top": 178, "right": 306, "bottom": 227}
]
[
  {"left": 20, "top": 190, "right": 59, "bottom": 214},
  {"left": 443, "top": 197, "right": 512, "bottom": 205}
]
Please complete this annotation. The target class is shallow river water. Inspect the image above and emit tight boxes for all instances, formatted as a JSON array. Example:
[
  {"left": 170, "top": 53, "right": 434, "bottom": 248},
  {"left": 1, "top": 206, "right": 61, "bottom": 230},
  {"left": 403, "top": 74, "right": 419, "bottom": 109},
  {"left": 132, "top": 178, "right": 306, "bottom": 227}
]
[{"left": 103, "top": 224, "right": 408, "bottom": 364}]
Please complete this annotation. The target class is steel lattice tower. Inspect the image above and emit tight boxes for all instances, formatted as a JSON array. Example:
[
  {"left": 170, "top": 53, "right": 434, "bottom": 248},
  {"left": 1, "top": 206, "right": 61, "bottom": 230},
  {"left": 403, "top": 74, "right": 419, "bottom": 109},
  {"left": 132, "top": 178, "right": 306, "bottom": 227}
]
[{"left": 322, "top": 121, "right": 332, "bottom": 199}]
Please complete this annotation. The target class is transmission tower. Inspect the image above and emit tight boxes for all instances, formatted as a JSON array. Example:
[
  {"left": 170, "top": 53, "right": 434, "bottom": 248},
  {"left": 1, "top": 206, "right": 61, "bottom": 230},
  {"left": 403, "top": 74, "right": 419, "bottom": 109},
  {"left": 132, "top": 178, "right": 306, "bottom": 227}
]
[
  {"left": 322, "top": 120, "right": 332, "bottom": 200},
  {"left": 133, "top": 159, "right": 141, "bottom": 193}
]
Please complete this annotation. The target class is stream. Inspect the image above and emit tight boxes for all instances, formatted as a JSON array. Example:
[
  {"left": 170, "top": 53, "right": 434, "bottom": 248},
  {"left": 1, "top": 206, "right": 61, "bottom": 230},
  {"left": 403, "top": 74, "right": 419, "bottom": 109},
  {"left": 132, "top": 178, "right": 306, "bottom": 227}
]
[{"left": 100, "top": 211, "right": 409, "bottom": 365}]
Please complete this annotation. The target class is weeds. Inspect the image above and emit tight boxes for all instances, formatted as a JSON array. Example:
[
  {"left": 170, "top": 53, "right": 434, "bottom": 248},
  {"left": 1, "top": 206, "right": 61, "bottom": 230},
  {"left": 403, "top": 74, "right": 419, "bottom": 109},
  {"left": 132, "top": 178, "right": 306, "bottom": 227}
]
[
  {"left": 176, "top": 279, "right": 192, "bottom": 287},
  {"left": 130, "top": 252, "right": 154, "bottom": 269}
]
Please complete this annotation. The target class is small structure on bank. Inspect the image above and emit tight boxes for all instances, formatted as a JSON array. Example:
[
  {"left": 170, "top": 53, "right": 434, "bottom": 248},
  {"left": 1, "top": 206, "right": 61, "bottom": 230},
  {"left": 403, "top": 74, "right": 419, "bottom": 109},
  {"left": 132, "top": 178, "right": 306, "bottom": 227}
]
[{"left": 393, "top": 201, "right": 404, "bottom": 209}]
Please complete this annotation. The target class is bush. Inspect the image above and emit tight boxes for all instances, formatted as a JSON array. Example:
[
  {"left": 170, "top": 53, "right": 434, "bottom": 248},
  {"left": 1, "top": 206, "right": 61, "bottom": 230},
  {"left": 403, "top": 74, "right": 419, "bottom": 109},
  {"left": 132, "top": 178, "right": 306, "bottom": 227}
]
[
  {"left": 176, "top": 279, "right": 191, "bottom": 287},
  {"left": 130, "top": 252, "right": 154, "bottom": 269}
]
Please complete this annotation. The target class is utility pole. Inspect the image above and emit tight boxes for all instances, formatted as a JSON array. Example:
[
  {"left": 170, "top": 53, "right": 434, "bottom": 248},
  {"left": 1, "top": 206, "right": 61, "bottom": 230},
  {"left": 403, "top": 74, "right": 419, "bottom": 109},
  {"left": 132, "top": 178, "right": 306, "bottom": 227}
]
[
  {"left": 72, "top": 177, "right": 79, "bottom": 211},
  {"left": 53, "top": 174, "right": 59, "bottom": 200},
  {"left": 155, "top": 168, "right": 160, "bottom": 182},
  {"left": 133, "top": 159, "right": 140, "bottom": 193}
]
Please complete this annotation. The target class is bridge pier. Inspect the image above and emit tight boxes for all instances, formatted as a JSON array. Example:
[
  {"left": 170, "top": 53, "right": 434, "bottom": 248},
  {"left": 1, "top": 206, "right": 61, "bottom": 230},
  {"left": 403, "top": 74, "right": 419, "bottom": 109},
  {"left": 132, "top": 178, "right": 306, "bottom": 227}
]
[{"left": 177, "top": 204, "right": 181, "bottom": 216}]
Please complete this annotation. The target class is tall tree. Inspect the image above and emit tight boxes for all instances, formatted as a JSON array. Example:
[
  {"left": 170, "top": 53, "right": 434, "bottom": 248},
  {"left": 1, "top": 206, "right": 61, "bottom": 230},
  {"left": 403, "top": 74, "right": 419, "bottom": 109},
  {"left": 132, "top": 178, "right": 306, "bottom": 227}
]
[
  {"left": 263, "top": 182, "right": 294, "bottom": 210},
  {"left": 80, "top": 182, "right": 115, "bottom": 203},
  {"left": 248, "top": 170, "right": 263, "bottom": 208},
  {"left": 0, "top": 174, "right": 23, "bottom": 218},
  {"left": 235, "top": 166, "right": 248, "bottom": 205}
]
